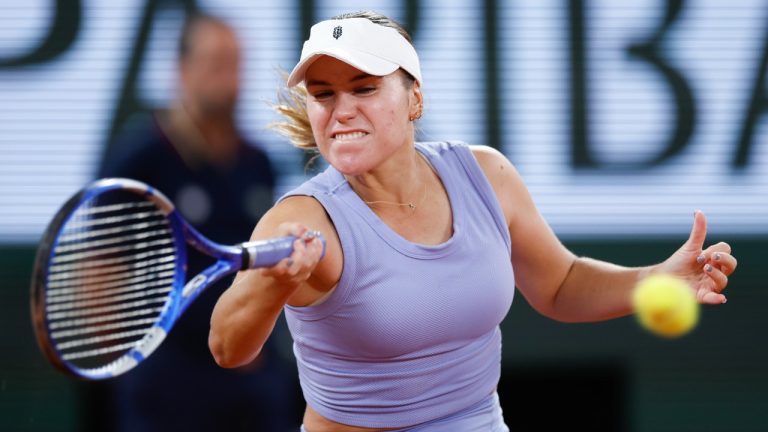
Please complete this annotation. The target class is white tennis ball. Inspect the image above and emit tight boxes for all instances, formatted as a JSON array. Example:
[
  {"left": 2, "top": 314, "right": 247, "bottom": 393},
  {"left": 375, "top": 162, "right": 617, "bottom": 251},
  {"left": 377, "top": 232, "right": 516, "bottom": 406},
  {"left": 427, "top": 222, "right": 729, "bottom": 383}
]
[{"left": 633, "top": 274, "right": 699, "bottom": 338}]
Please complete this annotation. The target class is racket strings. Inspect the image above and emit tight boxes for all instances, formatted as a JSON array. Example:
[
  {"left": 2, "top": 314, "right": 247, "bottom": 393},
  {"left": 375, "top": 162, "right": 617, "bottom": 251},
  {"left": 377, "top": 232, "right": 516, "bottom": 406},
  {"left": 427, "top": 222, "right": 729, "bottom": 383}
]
[
  {"left": 45, "top": 192, "right": 179, "bottom": 368},
  {"left": 62, "top": 209, "right": 166, "bottom": 230},
  {"left": 48, "top": 306, "right": 166, "bottom": 330},
  {"left": 48, "top": 255, "right": 174, "bottom": 287},
  {"left": 61, "top": 341, "right": 145, "bottom": 361},
  {"left": 47, "top": 297, "right": 170, "bottom": 321},
  {"left": 68, "top": 200, "right": 155, "bottom": 216},
  {"left": 47, "top": 247, "right": 176, "bottom": 276},
  {"left": 56, "top": 328, "right": 156, "bottom": 351},
  {"left": 57, "top": 219, "right": 168, "bottom": 244},
  {"left": 46, "top": 265, "right": 175, "bottom": 293},
  {"left": 46, "top": 286, "right": 174, "bottom": 313},
  {"left": 47, "top": 271, "right": 175, "bottom": 311},
  {"left": 50, "top": 237, "right": 174, "bottom": 264},
  {"left": 54, "top": 228, "right": 173, "bottom": 254},
  {"left": 51, "top": 317, "right": 158, "bottom": 339}
]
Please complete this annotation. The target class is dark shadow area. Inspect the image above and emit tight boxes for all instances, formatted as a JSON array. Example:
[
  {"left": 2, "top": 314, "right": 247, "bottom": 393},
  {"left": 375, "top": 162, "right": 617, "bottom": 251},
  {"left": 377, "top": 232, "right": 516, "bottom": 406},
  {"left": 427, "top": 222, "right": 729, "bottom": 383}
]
[{"left": 499, "top": 362, "right": 628, "bottom": 432}]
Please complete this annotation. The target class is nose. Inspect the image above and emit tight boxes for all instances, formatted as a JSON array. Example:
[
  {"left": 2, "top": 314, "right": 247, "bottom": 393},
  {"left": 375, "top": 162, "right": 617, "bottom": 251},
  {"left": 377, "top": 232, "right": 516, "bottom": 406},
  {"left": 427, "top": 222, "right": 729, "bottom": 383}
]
[{"left": 332, "top": 92, "right": 357, "bottom": 123}]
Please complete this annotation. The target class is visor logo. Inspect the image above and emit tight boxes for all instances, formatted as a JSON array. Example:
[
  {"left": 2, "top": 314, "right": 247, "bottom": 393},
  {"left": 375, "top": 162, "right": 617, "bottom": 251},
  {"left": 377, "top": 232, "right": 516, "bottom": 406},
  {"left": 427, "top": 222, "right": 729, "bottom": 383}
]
[{"left": 333, "top": 26, "right": 342, "bottom": 40}]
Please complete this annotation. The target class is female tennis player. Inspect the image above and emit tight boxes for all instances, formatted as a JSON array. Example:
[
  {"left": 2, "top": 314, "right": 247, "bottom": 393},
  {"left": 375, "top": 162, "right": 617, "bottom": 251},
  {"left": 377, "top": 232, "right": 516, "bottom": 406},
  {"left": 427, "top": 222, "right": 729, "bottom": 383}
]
[{"left": 208, "top": 11, "right": 737, "bottom": 432}]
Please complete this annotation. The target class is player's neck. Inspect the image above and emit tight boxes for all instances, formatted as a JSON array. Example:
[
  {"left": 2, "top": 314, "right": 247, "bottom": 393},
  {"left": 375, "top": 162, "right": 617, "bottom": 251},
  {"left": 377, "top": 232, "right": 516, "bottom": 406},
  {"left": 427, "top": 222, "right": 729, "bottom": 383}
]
[{"left": 348, "top": 150, "right": 435, "bottom": 213}]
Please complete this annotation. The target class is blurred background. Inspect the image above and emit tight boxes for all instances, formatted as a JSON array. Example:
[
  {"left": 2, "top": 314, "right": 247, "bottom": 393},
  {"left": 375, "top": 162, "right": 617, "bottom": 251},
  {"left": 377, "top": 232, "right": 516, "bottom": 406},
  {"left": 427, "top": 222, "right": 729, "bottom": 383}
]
[{"left": 1, "top": 0, "right": 766, "bottom": 431}]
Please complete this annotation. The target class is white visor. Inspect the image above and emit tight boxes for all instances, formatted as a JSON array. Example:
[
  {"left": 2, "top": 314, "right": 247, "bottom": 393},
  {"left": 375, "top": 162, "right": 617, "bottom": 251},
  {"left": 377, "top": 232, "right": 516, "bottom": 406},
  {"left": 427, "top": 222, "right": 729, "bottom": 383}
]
[{"left": 287, "top": 17, "right": 422, "bottom": 87}]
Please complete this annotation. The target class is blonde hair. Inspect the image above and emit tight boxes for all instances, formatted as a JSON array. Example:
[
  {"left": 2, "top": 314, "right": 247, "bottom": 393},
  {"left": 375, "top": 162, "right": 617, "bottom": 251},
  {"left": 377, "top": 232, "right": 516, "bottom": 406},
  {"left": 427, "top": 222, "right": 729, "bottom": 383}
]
[{"left": 269, "top": 11, "right": 416, "bottom": 150}]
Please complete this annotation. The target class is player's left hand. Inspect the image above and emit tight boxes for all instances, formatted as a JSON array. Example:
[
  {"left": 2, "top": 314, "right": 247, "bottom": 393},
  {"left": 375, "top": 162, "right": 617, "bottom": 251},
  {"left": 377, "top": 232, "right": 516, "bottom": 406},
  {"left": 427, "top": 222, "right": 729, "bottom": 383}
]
[{"left": 654, "top": 210, "right": 737, "bottom": 305}]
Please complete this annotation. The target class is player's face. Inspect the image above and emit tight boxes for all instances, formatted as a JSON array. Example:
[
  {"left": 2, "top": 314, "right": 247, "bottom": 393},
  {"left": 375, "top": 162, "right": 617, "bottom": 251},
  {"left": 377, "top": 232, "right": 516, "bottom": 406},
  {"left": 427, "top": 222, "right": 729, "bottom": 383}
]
[{"left": 304, "top": 56, "right": 421, "bottom": 176}]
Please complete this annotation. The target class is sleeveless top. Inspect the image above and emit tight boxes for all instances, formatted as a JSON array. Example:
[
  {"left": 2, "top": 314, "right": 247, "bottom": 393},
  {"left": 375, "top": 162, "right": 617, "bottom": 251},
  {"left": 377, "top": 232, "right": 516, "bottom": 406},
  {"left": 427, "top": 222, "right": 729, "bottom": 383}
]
[{"left": 281, "top": 141, "right": 515, "bottom": 428}]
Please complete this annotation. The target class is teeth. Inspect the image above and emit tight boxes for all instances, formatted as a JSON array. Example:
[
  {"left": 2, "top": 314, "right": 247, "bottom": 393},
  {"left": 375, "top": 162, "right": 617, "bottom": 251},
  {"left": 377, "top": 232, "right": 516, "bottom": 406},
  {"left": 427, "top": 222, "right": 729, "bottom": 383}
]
[{"left": 334, "top": 131, "right": 367, "bottom": 141}]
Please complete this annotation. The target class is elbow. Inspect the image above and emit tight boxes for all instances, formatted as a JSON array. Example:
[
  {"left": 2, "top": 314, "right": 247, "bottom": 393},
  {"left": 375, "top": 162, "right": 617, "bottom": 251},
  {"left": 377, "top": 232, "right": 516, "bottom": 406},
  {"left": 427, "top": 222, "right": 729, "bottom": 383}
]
[
  {"left": 540, "top": 291, "right": 575, "bottom": 323},
  {"left": 208, "top": 330, "right": 261, "bottom": 369},
  {"left": 523, "top": 286, "right": 583, "bottom": 324},
  {"left": 533, "top": 293, "right": 593, "bottom": 324},
  {"left": 537, "top": 257, "right": 583, "bottom": 323},
  {"left": 208, "top": 331, "right": 233, "bottom": 368},
  {"left": 530, "top": 302, "right": 572, "bottom": 323},
  {"left": 532, "top": 288, "right": 585, "bottom": 323}
]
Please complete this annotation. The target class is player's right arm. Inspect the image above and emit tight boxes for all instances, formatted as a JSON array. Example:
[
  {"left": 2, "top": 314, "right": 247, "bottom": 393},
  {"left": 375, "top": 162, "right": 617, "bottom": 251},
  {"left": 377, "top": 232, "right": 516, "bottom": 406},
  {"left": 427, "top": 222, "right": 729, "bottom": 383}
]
[{"left": 208, "top": 195, "right": 342, "bottom": 368}]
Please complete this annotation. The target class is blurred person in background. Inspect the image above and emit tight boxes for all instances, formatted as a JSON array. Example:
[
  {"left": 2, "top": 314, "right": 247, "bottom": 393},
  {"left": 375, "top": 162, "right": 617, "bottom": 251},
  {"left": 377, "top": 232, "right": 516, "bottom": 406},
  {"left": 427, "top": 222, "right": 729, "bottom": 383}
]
[{"left": 96, "top": 12, "right": 300, "bottom": 432}]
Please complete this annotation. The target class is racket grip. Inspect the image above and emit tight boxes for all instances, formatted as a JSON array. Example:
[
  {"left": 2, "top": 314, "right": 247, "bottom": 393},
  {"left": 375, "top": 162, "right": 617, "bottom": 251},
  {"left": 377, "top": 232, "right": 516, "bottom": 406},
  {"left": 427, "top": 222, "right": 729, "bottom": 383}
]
[{"left": 241, "top": 233, "right": 326, "bottom": 269}]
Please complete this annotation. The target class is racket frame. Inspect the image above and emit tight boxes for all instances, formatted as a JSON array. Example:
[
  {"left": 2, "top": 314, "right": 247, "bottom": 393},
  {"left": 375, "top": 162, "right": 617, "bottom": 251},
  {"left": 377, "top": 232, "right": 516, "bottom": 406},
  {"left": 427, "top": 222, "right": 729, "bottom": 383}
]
[{"left": 31, "top": 179, "right": 230, "bottom": 379}]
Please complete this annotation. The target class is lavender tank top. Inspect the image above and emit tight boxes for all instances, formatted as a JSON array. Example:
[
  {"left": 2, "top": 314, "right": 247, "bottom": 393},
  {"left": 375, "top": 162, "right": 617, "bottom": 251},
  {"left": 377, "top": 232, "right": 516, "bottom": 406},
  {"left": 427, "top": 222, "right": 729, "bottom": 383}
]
[{"left": 281, "top": 141, "right": 515, "bottom": 428}]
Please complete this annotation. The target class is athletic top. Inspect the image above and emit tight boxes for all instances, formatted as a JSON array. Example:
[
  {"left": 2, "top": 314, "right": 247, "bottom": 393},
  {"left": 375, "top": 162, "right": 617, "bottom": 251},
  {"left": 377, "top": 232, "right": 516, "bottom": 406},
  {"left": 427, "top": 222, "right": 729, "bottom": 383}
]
[{"left": 282, "top": 141, "right": 515, "bottom": 428}]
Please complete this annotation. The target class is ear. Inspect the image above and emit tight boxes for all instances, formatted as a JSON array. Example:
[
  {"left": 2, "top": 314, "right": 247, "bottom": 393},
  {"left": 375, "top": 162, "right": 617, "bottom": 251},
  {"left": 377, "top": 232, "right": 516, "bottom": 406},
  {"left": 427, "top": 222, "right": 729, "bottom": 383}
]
[{"left": 408, "top": 81, "right": 423, "bottom": 120}]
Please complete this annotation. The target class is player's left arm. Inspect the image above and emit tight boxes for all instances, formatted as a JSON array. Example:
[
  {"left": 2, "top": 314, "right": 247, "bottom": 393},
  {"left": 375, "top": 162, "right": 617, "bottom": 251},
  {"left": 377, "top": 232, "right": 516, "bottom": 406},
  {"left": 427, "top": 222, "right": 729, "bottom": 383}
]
[{"left": 471, "top": 146, "right": 734, "bottom": 323}]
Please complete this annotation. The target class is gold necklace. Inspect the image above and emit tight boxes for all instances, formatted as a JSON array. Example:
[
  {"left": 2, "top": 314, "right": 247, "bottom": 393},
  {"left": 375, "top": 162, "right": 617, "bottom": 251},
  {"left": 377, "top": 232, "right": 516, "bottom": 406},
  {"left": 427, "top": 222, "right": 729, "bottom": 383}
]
[
  {"left": 363, "top": 181, "right": 428, "bottom": 211},
  {"left": 360, "top": 152, "right": 433, "bottom": 211}
]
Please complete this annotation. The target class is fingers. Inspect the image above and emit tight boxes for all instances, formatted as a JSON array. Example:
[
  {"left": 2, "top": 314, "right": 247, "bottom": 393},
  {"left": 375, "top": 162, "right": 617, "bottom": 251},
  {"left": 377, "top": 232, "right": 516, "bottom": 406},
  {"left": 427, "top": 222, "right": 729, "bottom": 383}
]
[
  {"left": 696, "top": 262, "right": 729, "bottom": 304},
  {"left": 261, "top": 222, "right": 325, "bottom": 285},
  {"left": 273, "top": 223, "right": 324, "bottom": 255},
  {"left": 692, "top": 242, "right": 735, "bottom": 306},
  {"left": 698, "top": 242, "right": 737, "bottom": 276},
  {"left": 674, "top": 211, "right": 736, "bottom": 306},
  {"left": 700, "top": 290, "right": 727, "bottom": 305},
  {"left": 684, "top": 210, "right": 708, "bottom": 251},
  {"left": 275, "top": 221, "right": 310, "bottom": 239},
  {"left": 703, "top": 263, "right": 728, "bottom": 290},
  {"left": 712, "top": 250, "right": 737, "bottom": 276},
  {"left": 703, "top": 241, "right": 732, "bottom": 255}
]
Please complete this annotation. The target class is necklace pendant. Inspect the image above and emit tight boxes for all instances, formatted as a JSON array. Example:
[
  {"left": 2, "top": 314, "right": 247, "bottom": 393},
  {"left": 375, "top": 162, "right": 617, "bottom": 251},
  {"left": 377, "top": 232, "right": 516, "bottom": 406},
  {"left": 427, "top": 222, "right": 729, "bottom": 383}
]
[{"left": 408, "top": 203, "right": 416, "bottom": 210}]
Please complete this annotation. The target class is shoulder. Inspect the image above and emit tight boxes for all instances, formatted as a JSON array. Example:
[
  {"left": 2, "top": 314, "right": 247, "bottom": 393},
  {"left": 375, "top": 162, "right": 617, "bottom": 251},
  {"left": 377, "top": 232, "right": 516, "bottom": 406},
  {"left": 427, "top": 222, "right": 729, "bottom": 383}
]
[
  {"left": 266, "top": 176, "right": 339, "bottom": 249},
  {"left": 469, "top": 144, "right": 514, "bottom": 175},
  {"left": 279, "top": 165, "right": 346, "bottom": 201},
  {"left": 257, "top": 195, "right": 342, "bottom": 302},
  {"left": 417, "top": 140, "right": 469, "bottom": 157},
  {"left": 419, "top": 141, "right": 506, "bottom": 171},
  {"left": 469, "top": 144, "right": 508, "bottom": 164},
  {"left": 469, "top": 145, "right": 518, "bottom": 185},
  {"left": 262, "top": 195, "right": 331, "bottom": 231},
  {"left": 257, "top": 172, "right": 341, "bottom": 260},
  {"left": 468, "top": 145, "right": 531, "bottom": 227},
  {"left": 418, "top": 141, "right": 522, "bottom": 199}
]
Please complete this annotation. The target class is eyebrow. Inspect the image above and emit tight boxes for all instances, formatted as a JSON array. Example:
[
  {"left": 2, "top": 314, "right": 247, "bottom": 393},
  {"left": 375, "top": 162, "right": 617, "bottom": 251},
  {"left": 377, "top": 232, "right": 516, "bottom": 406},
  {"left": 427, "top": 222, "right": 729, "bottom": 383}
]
[{"left": 305, "top": 73, "right": 374, "bottom": 87}]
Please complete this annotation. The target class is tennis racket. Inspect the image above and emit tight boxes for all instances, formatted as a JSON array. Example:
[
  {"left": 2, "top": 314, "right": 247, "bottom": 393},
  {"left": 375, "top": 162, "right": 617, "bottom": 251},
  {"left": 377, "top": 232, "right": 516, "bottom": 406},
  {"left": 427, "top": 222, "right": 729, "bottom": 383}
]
[{"left": 30, "top": 178, "right": 323, "bottom": 380}]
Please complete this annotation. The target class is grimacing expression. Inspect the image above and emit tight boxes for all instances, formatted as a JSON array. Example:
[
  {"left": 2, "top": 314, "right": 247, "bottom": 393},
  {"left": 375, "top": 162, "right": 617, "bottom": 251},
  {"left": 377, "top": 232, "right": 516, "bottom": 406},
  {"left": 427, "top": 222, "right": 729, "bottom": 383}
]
[{"left": 304, "top": 56, "right": 422, "bottom": 175}]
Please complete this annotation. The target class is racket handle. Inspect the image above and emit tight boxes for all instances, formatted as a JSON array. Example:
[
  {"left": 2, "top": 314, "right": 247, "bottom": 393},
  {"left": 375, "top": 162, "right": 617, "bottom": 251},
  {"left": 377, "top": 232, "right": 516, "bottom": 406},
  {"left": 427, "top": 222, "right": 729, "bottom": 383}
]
[{"left": 241, "top": 233, "right": 326, "bottom": 269}]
